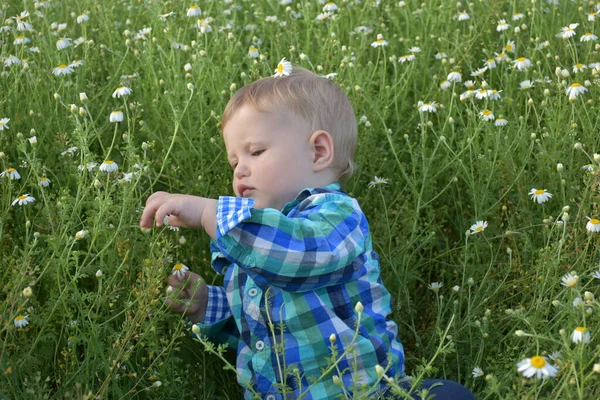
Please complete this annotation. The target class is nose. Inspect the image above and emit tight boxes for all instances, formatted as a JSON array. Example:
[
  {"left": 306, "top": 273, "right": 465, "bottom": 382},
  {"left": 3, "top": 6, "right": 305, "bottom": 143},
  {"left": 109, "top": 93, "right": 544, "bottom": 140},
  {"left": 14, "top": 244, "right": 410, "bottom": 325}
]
[{"left": 234, "top": 161, "right": 249, "bottom": 180}]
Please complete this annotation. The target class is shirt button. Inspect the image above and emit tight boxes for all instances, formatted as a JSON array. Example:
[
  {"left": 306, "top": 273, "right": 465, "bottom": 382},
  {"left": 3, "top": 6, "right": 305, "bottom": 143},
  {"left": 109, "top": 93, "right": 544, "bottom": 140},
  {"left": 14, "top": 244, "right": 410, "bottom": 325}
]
[
  {"left": 255, "top": 340, "right": 265, "bottom": 350},
  {"left": 265, "top": 395, "right": 276, "bottom": 400},
  {"left": 248, "top": 288, "right": 258, "bottom": 297}
]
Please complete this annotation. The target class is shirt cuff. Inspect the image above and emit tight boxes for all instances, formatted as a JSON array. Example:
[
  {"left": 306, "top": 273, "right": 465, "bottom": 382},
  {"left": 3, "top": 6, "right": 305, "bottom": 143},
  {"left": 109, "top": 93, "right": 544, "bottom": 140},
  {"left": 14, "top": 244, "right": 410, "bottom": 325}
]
[
  {"left": 216, "top": 196, "right": 255, "bottom": 238},
  {"left": 202, "top": 284, "right": 231, "bottom": 325}
]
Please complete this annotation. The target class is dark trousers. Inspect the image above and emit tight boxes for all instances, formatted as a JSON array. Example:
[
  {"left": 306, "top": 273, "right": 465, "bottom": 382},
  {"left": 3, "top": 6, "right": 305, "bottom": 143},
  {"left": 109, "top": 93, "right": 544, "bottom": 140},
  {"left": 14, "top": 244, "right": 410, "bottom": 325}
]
[{"left": 378, "top": 379, "right": 476, "bottom": 399}]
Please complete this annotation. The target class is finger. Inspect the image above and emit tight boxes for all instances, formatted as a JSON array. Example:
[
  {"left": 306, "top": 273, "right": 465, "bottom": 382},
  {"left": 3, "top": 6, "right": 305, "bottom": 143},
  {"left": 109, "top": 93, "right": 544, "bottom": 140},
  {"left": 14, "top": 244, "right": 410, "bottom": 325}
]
[
  {"left": 167, "top": 272, "right": 190, "bottom": 288},
  {"left": 155, "top": 202, "right": 179, "bottom": 228},
  {"left": 139, "top": 192, "right": 168, "bottom": 228}
]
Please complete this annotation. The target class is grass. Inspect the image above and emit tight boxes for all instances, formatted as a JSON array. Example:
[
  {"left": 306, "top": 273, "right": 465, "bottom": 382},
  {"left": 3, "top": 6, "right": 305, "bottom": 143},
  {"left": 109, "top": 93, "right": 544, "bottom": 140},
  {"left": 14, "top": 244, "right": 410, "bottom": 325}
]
[{"left": 2, "top": 0, "right": 600, "bottom": 398}]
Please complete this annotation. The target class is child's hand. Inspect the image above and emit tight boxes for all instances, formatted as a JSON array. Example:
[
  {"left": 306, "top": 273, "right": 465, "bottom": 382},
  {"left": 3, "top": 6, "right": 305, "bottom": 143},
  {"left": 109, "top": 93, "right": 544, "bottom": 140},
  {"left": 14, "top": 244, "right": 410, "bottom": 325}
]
[
  {"left": 140, "top": 192, "right": 205, "bottom": 229},
  {"left": 166, "top": 271, "right": 208, "bottom": 324}
]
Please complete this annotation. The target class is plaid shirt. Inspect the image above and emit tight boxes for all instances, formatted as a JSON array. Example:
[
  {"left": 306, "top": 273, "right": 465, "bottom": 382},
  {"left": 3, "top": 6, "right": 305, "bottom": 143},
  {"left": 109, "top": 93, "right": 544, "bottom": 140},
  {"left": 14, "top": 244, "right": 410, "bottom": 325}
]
[{"left": 192, "top": 183, "right": 404, "bottom": 399}]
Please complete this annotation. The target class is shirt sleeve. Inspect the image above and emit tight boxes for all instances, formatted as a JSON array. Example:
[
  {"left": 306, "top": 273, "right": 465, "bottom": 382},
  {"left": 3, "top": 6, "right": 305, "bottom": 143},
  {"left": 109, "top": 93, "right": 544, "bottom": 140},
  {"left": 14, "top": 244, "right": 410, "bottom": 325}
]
[
  {"left": 213, "top": 193, "right": 369, "bottom": 292},
  {"left": 189, "top": 285, "right": 239, "bottom": 350}
]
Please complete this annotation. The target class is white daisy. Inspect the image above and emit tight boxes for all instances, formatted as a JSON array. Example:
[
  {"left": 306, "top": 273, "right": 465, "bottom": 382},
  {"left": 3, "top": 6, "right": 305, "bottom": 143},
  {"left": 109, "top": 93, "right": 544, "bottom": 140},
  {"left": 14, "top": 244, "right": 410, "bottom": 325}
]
[
  {"left": 77, "top": 13, "right": 89, "bottom": 23},
  {"left": 571, "top": 327, "right": 591, "bottom": 344},
  {"left": 483, "top": 58, "right": 496, "bottom": 69},
  {"left": 428, "top": 282, "right": 443, "bottom": 292},
  {"left": 172, "top": 263, "right": 189, "bottom": 278},
  {"left": 14, "top": 36, "right": 30, "bottom": 45},
  {"left": 528, "top": 188, "right": 552, "bottom": 204},
  {"left": 512, "top": 12, "right": 524, "bottom": 21},
  {"left": 447, "top": 71, "right": 462, "bottom": 83},
  {"left": 581, "top": 33, "right": 598, "bottom": 42},
  {"left": 440, "top": 80, "right": 451, "bottom": 90},
  {"left": 368, "top": 176, "right": 389, "bottom": 189},
  {"left": 248, "top": 46, "right": 259, "bottom": 58},
  {"left": 495, "top": 117, "right": 508, "bottom": 127},
  {"left": 14, "top": 315, "right": 29, "bottom": 328},
  {"left": 100, "top": 160, "right": 118, "bottom": 172},
  {"left": 470, "top": 67, "right": 487, "bottom": 77},
  {"left": 418, "top": 101, "right": 437, "bottom": 113},
  {"left": 4, "top": 55, "right": 21, "bottom": 67},
  {"left": 470, "top": 220, "right": 488, "bottom": 234},
  {"left": 572, "top": 63, "right": 587, "bottom": 73},
  {"left": 322, "top": 2, "right": 338, "bottom": 12},
  {"left": 582, "top": 164, "right": 595, "bottom": 172},
  {"left": 587, "top": 218, "right": 600, "bottom": 232},
  {"left": 187, "top": 5, "right": 202, "bottom": 17},
  {"left": 38, "top": 177, "right": 51, "bottom": 187},
  {"left": 472, "top": 367, "right": 484, "bottom": 378},
  {"left": 513, "top": 57, "right": 531, "bottom": 71},
  {"left": 398, "top": 54, "right": 415, "bottom": 63},
  {"left": 557, "top": 23, "right": 578, "bottom": 39},
  {"left": 560, "top": 272, "right": 579, "bottom": 288},
  {"left": 520, "top": 80, "right": 534, "bottom": 90},
  {"left": 565, "top": 83, "right": 587, "bottom": 99},
  {"left": 480, "top": 109, "right": 494, "bottom": 121},
  {"left": 110, "top": 110, "right": 124, "bottom": 122},
  {"left": 0, "top": 118, "right": 10, "bottom": 131},
  {"left": 497, "top": 19, "right": 510, "bottom": 32},
  {"left": 112, "top": 86, "right": 132, "bottom": 98},
  {"left": 56, "top": 37, "right": 71, "bottom": 50},
  {"left": 591, "top": 271, "right": 600, "bottom": 280},
  {"left": 371, "top": 34, "right": 388, "bottom": 48},
  {"left": 12, "top": 194, "right": 35, "bottom": 206},
  {"left": 0, "top": 168, "right": 20, "bottom": 179},
  {"left": 517, "top": 356, "right": 558, "bottom": 379},
  {"left": 52, "top": 64, "right": 75, "bottom": 76},
  {"left": 273, "top": 57, "right": 292, "bottom": 77},
  {"left": 457, "top": 11, "right": 469, "bottom": 21}
]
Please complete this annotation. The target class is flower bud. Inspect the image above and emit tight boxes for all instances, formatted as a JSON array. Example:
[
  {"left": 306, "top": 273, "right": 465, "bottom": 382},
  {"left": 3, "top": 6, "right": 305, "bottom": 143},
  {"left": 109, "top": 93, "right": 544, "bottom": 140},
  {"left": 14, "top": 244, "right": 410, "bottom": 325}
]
[
  {"left": 515, "top": 330, "right": 525, "bottom": 337},
  {"left": 192, "top": 324, "right": 201, "bottom": 335},
  {"left": 556, "top": 163, "right": 563, "bottom": 172},
  {"left": 355, "top": 301, "right": 364, "bottom": 313},
  {"left": 574, "top": 142, "right": 583, "bottom": 150},
  {"left": 70, "top": 104, "right": 78, "bottom": 114},
  {"left": 22, "top": 287, "right": 33, "bottom": 297},
  {"left": 96, "top": 269, "right": 103, "bottom": 278}
]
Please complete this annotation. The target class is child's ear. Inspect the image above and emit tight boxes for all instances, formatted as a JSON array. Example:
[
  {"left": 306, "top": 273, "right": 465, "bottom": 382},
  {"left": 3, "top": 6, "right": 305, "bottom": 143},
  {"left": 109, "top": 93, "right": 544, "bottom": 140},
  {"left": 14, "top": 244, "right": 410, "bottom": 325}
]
[{"left": 309, "top": 130, "right": 334, "bottom": 172}]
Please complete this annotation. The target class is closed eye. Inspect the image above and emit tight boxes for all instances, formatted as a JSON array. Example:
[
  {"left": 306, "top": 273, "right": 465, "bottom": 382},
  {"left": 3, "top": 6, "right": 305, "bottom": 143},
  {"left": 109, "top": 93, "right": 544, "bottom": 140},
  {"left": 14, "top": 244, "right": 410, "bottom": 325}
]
[{"left": 251, "top": 149, "right": 265, "bottom": 157}]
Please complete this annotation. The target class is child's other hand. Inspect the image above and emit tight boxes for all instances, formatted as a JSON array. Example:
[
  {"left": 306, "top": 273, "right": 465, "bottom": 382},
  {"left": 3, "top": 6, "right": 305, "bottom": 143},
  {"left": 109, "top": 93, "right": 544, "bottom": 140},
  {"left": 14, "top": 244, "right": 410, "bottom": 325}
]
[
  {"left": 140, "top": 192, "right": 204, "bottom": 229},
  {"left": 166, "top": 271, "right": 208, "bottom": 324}
]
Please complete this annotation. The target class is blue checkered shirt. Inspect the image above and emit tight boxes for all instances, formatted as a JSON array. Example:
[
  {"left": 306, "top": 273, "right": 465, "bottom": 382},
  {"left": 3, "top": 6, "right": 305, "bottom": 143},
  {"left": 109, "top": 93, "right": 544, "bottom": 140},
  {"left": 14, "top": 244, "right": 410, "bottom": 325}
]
[{"left": 192, "top": 183, "right": 404, "bottom": 399}]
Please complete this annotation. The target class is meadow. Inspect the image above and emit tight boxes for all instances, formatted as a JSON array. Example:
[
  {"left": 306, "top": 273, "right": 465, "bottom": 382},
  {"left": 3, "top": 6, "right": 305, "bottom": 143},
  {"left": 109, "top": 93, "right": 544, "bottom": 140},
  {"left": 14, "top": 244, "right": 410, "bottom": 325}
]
[{"left": 2, "top": 0, "right": 600, "bottom": 398}]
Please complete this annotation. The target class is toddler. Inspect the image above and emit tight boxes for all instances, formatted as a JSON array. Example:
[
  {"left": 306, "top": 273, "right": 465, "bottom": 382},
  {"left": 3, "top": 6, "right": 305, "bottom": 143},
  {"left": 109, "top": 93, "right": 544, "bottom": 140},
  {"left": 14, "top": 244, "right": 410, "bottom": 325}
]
[{"left": 140, "top": 66, "right": 474, "bottom": 399}]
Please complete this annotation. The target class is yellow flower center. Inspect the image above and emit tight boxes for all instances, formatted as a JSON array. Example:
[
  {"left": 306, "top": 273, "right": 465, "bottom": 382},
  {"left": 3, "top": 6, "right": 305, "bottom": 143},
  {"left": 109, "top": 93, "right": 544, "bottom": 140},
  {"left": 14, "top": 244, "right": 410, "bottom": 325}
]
[
  {"left": 249, "top": 47, "right": 257, "bottom": 51},
  {"left": 576, "top": 63, "right": 583, "bottom": 68},
  {"left": 8, "top": 168, "right": 15, "bottom": 172},
  {"left": 506, "top": 44, "right": 512, "bottom": 51},
  {"left": 591, "top": 219, "right": 600, "bottom": 225},
  {"left": 104, "top": 160, "right": 114, "bottom": 165},
  {"left": 17, "top": 35, "right": 24, "bottom": 39},
  {"left": 535, "top": 189, "right": 545, "bottom": 195},
  {"left": 487, "top": 59, "right": 494, "bottom": 63},
  {"left": 41, "top": 177, "right": 47, "bottom": 181},
  {"left": 174, "top": 263, "right": 183, "bottom": 271},
  {"left": 575, "top": 326, "right": 588, "bottom": 332},
  {"left": 530, "top": 356, "right": 546, "bottom": 368},
  {"left": 585, "top": 33, "right": 592, "bottom": 36},
  {"left": 517, "top": 57, "right": 526, "bottom": 62},
  {"left": 15, "top": 315, "right": 25, "bottom": 321},
  {"left": 190, "top": 5, "right": 199, "bottom": 9},
  {"left": 277, "top": 64, "right": 284, "bottom": 73},
  {"left": 483, "top": 110, "right": 491, "bottom": 116},
  {"left": 326, "top": 1, "right": 335, "bottom": 5},
  {"left": 475, "top": 226, "right": 484, "bottom": 232},
  {"left": 18, "top": 195, "right": 28, "bottom": 200},
  {"left": 58, "top": 64, "right": 68, "bottom": 68},
  {"left": 377, "top": 39, "right": 384, "bottom": 43},
  {"left": 571, "top": 83, "right": 581, "bottom": 87}
]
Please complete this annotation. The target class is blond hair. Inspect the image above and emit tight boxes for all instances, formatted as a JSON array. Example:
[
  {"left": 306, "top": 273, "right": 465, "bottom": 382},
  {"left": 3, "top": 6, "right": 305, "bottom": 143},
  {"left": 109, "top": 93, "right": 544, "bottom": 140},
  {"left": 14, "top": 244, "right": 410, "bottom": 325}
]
[{"left": 222, "top": 66, "right": 357, "bottom": 181}]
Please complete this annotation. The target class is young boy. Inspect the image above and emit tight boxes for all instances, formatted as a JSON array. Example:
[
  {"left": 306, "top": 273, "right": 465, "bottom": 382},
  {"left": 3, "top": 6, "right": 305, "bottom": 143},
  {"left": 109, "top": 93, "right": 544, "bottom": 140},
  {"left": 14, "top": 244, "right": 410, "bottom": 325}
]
[{"left": 140, "top": 67, "right": 474, "bottom": 399}]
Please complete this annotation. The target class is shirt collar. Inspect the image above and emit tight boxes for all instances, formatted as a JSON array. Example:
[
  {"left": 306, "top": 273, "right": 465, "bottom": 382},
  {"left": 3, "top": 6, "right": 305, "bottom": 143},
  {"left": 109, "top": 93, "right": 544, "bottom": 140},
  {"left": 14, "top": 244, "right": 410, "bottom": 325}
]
[{"left": 281, "top": 182, "right": 344, "bottom": 214}]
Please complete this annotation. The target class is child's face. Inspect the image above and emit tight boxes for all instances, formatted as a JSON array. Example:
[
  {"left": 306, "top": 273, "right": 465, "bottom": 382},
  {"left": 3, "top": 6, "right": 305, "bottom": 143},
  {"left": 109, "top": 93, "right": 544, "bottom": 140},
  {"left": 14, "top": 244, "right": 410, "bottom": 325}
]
[{"left": 223, "top": 105, "right": 317, "bottom": 210}]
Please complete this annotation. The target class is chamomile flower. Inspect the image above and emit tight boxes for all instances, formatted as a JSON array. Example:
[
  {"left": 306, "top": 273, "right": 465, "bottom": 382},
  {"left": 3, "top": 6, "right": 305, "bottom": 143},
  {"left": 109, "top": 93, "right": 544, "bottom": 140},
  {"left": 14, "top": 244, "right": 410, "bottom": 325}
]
[
  {"left": 495, "top": 116, "right": 508, "bottom": 126},
  {"left": 488, "top": 90, "right": 502, "bottom": 100},
  {"left": 587, "top": 218, "right": 600, "bottom": 232},
  {"left": 505, "top": 41, "right": 516, "bottom": 53},
  {"left": 4, "top": 55, "right": 21, "bottom": 67},
  {"left": 77, "top": 13, "right": 89, "bottom": 23},
  {"left": 368, "top": 176, "right": 389, "bottom": 188},
  {"left": 557, "top": 23, "right": 578, "bottom": 39},
  {"left": 561, "top": 272, "right": 579, "bottom": 288},
  {"left": 440, "top": 80, "right": 451, "bottom": 90},
  {"left": 517, "top": 356, "right": 558, "bottom": 379},
  {"left": 0, "top": 168, "right": 20, "bottom": 179},
  {"left": 572, "top": 63, "right": 587, "bottom": 73},
  {"left": 581, "top": 33, "right": 598, "bottom": 42},
  {"left": 565, "top": 83, "right": 587, "bottom": 99},
  {"left": 398, "top": 54, "right": 415, "bottom": 63},
  {"left": 14, "top": 36, "right": 30, "bottom": 45},
  {"left": 512, "top": 12, "right": 524, "bottom": 21},
  {"left": 582, "top": 164, "right": 595, "bottom": 172},
  {"left": 471, "top": 67, "right": 487, "bottom": 78},
  {"left": 100, "top": 160, "right": 118, "bottom": 172},
  {"left": 428, "top": 282, "right": 443, "bottom": 292},
  {"left": 371, "top": 34, "right": 388, "bottom": 48},
  {"left": 480, "top": 109, "right": 494, "bottom": 121},
  {"left": 187, "top": 5, "right": 202, "bottom": 17},
  {"left": 56, "top": 37, "right": 72, "bottom": 50},
  {"left": 14, "top": 315, "right": 29, "bottom": 328},
  {"left": 472, "top": 367, "right": 484, "bottom": 378},
  {"left": 497, "top": 19, "right": 510, "bottom": 31},
  {"left": 172, "top": 263, "right": 189, "bottom": 278},
  {"left": 513, "top": 57, "right": 531, "bottom": 70},
  {"left": 528, "top": 188, "right": 552, "bottom": 203},
  {"left": 447, "top": 71, "right": 462, "bottom": 83},
  {"left": 52, "top": 64, "right": 74, "bottom": 76},
  {"left": 470, "top": 220, "right": 488, "bottom": 234},
  {"left": 322, "top": 2, "right": 338, "bottom": 12},
  {"left": 12, "top": 194, "right": 35, "bottom": 206},
  {"left": 112, "top": 86, "right": 132, "bottom": 98},
  {"left": 248, "top": 46, "right": 259, "bottom": 58},
  {"left": 457, "top": 11, "right": 470, "bottom": 21},
  {"left": 110, "top": 110, "right": 124, "bottom": 122},
  {"left": 38, "top": 177, "right": 51, "bottom": 187},
  {"left": 483, "top": 58, "right": 496, "bottom": 69},
  {"left": 571, "top": 327, "right": 591, "bottom": 344},
  {"left": 418, "top": 101, "right": 437, "bottom": 113},
  {"left": 520, "top": 80, "right": 534, "bottom": 90},
  {"left": 273, "top": 58, "right": 292, "bottom": 77}
]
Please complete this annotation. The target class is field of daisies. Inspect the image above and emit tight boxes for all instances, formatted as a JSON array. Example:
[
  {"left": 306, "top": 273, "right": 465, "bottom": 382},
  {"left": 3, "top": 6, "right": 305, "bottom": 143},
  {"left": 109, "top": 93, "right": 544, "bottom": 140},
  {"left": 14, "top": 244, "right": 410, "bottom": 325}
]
[{"left": 4, "top": 0, "right": 600, "bottom": 398}]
